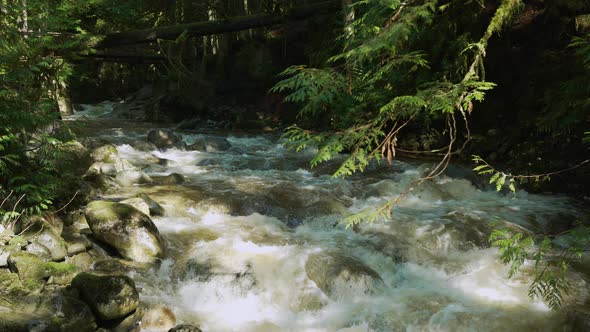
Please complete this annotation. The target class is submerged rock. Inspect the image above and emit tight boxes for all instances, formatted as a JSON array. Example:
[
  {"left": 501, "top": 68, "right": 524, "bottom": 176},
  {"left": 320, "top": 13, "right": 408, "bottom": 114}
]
[
  {"left": 153, "top": 173, "right": 186, "bottom": 185},
  {"left": 84, "top": 200, "right": 165, "bottom": 263},
  {"left": 305, "top": 252, "right": 384, "bottom": 299},
  {"left": 141, "top": 304, "right": 177, "bottom": 331},
  {"left": 188, "top": 136, "right": 231, "bottom": 152},
  {"left": 147, "top": 129, "right": 186, "bottom": 150},
  {"left": 169, "top": 324, "right": 203, "bottom": 332},
  {"left": 72, "top": 272, "right": 139, "bottom": 320}
]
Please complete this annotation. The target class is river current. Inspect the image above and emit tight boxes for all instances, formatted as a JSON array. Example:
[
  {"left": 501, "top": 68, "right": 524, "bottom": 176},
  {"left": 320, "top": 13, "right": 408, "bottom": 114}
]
[{"left": 69, "top": 103, "right": 588, "bottom": 331}]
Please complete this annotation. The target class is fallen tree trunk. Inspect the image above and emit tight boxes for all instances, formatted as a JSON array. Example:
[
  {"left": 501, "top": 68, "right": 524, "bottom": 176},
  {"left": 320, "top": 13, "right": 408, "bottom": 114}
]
[
  {"left": 77, "top": 52, "right": 166, "bottom": 63},
  {"left": 100, "top": 0, "right": 340, "bottom": 48}
]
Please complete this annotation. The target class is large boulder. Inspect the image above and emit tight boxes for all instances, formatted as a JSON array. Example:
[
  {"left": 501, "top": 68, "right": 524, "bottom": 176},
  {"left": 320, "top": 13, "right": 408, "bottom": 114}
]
[
  {"left": 147, "top": 129, "right": 186, "bottom": 150},
  {"left": 305, "top": 252, "right": 384, "bottom": 299},
  {"left": 84, "top": 201, "right": 165, "bottom": 263},
  {"left": 188, "top": 136, "right": 231, "bottom": 152},
  {"left": 72, "top": 273, "right": 139, "bottom": 321}
]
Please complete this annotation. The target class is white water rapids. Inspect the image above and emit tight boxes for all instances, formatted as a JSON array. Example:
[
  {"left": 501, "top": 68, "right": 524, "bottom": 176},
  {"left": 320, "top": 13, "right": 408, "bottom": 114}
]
[{"left": 70, "top": 104, "right": 588, "bottom": 331}]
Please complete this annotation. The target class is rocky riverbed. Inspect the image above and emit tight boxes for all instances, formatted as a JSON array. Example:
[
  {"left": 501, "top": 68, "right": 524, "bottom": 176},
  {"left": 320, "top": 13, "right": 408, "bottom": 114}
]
[{"left": 0, "top": 102, "right": 589, "bottom": 331}]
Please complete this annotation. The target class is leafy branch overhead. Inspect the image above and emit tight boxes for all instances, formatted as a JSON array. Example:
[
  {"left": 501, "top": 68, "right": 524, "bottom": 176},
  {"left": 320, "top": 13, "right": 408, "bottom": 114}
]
[{"left": 273, "top": 0, "right": 525, "bottom": 229}]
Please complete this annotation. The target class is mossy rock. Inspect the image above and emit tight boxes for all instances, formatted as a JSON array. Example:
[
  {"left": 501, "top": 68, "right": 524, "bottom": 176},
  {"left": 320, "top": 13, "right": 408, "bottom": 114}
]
[
  {"left": 8, "top": 252, "right": 48, "bottom": 280},
  {"left": 84, "top": 201, "right": 165, "bottom": 263},
  {"left": 120, "top": 197, "right": 151, "bottom": 216},
  {"left": 45, "top": 262, "right": 78, "bottom": 285},
  {"left": 40, "top": 294, "right": 97, "bottom": 332},
  {"left": 72, "top": 272, "right": 139, "bottom": 320},
  {"left": 20, "top": 277, "right": 46, "bottom": 294},
  {"left": 91, "top": 145, "right": 120, "bottom": 163},
  {"left": 66, "top": 252, "right": 96, "bottom": 271},
  {"left": 8, "top": 236, "right": 28, "bottom": 248},
  {"left": 0, "top": 311, "right": 60, "bottom": 332},
  {"left": 0, "top": 244, "right": 22, "bottom": 267},
  {"left": 137, "top": 193, "right": 165, "bottom": 216},
  {"left": 0, "top": 272, "right": 23, "bottom": 292}
]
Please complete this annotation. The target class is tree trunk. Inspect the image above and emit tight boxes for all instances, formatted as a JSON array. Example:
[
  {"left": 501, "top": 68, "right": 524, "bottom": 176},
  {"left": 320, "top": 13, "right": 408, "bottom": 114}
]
[{"left": 100, "top": 0, "right": 340, "bottom": 47}]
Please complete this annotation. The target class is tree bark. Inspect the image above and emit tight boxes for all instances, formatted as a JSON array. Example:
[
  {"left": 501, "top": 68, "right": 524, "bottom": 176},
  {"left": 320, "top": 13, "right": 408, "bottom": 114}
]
[{"left": 100, "top": 0, "right": 340, "bottom": 48}]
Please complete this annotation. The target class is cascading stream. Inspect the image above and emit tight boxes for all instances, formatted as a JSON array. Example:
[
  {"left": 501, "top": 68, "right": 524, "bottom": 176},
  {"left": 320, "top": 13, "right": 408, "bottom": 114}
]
[{"left": 70, "top": 104, "right": 587, "bottom": 331}]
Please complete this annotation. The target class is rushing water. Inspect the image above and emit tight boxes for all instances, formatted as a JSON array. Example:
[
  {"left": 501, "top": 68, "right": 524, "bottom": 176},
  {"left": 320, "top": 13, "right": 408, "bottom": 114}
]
[{"left": 70, "top": 104, "right": 588, "bottom": 331}]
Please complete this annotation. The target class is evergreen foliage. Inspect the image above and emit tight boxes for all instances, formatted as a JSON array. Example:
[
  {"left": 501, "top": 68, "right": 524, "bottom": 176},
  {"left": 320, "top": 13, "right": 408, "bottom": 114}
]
[
  {"left": 0, "top": 0, "right": 92, "bottom": 219},
  {"left": 489, "top": 220, "right": 590, "bottom": 310}
]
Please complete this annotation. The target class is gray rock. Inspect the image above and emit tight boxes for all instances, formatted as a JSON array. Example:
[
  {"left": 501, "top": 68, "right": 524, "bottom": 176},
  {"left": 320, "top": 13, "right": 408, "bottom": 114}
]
[
  {"left": 72, "top": 273, "right": 139, "bottom": 321},
  {"left": 62, "top": 232, "right": 93, "bottom": 256},
  {"left": 147, "top": 129, "right": 186, "bottom": 150},
  {"left": 137, "top": 193, "right": 165, "bottom": 216},
  {"left": 305, "top": 252, "right": 384, "bottom": 299},
  {"left": 25, "top": 242, "right": 52, "bottom": 260},
  {"left": 121, "top": 197, "right": 151, "bottom": 216},
  {"left": 84, "top": 201, "right": 165, "bottom": 263},
  {"left": 44, "top": 261, "right": 78, "bottom": 285},
  {"left": 66, "top": 252, "right": 95, "bottom": 271},
  {"left": 0, "top": 244, "right": 21, "bottom": 267},
  {"left": 24, "top": 226, "right": 68, "bottom": 261},
  {"left": 115, "top": 169, "right": 152, "bottom": 186},
  {"left": 87, "top": 162, "right": 118, "bottom": 176}
]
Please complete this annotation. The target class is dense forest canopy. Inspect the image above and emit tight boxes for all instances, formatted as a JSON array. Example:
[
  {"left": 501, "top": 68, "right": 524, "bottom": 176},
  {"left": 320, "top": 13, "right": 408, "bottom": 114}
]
[{"left": 1, "top": 0, "right": 590, "bottom": 319}]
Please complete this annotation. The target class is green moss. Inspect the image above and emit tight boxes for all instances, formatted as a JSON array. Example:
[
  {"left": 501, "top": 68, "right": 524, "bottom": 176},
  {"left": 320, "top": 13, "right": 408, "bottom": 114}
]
[
  {"left": 8, "top": 236, "right": 28, "bottom": 248},
  {"left": 0, "top": 272, "right": 22, "bottom": 291},
  {"left": 8, "top": 252, "right": 47, "bottom": 279},
  {"left": 20, "top": 277, "right": 45, "bottom": 293},
  {"left": 45, "top": 262, "right": 77, "bottom": 275}
]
